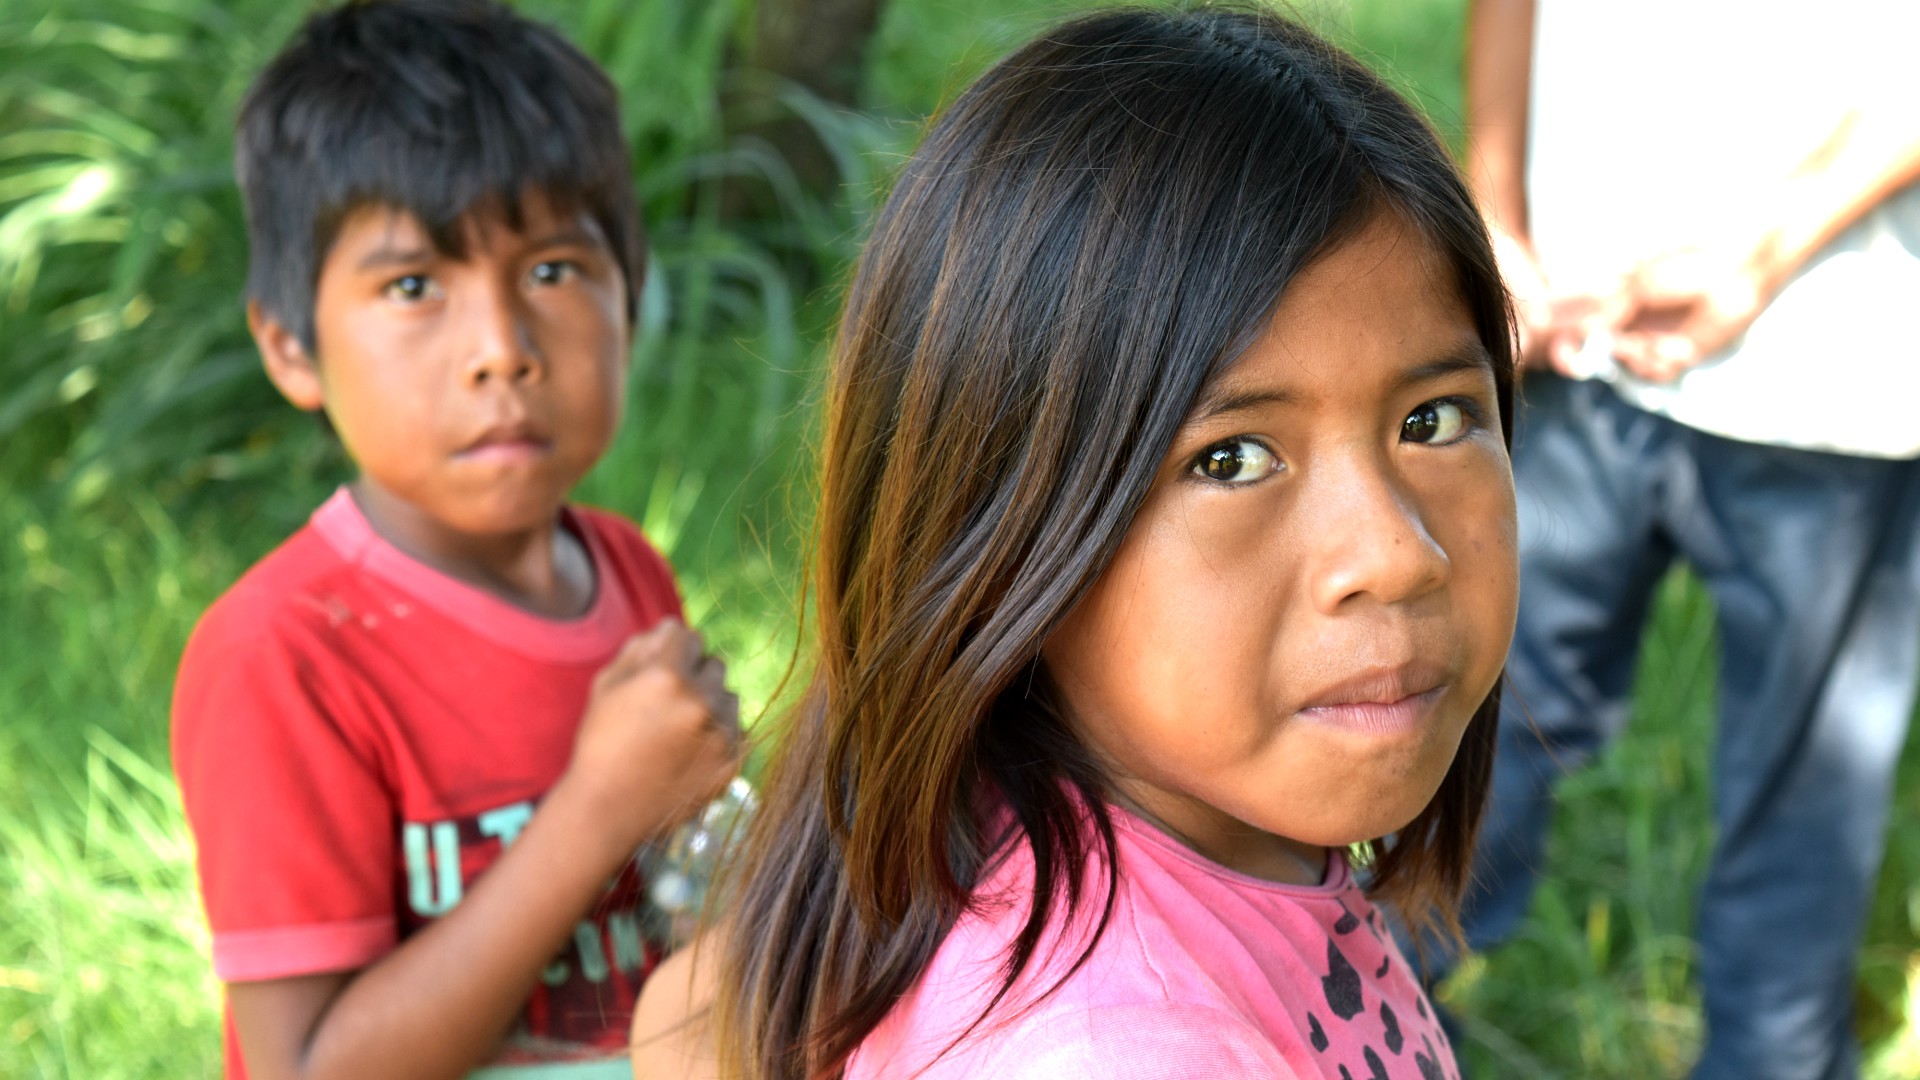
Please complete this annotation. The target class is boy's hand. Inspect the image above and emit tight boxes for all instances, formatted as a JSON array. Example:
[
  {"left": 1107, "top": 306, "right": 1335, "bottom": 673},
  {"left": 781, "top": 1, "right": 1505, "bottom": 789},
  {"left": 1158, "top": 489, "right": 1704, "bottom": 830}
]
[{"left": 566, "top": 618, "right": 743, "bottom": 849}]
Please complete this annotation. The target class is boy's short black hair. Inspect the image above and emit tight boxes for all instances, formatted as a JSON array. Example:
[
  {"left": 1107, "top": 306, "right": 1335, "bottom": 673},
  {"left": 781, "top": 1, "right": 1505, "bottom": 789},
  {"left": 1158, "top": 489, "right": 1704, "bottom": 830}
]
[{"left": 237, "top": 0, "right": 644, "bottom": 349}]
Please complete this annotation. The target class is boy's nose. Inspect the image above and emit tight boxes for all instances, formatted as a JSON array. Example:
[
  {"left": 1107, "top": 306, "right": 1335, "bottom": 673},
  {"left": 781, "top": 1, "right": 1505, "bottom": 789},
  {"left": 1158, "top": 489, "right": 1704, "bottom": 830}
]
[
  {"left": 1304, "top": 458, "right": 1449, "bottom": 613},
  {"left": 467, "top": 345, "right": 537, "bottom": 386},
  {"left": 463, "top": 293, "right": 541, "bottom": 387}
]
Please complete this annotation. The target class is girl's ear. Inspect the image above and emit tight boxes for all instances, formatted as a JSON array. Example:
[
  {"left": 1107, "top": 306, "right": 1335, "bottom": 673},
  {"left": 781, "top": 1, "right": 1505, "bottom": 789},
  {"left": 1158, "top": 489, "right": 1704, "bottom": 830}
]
[{"left": 250, "top": 300, "right": 325, "bottom": 412}]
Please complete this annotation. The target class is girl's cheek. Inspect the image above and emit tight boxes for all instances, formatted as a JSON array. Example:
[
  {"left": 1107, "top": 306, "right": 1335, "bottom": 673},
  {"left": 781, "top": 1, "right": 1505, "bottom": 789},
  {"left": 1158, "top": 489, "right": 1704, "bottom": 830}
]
[
  {"left": 1435, "top": 462, "right": 1519, "bottom": 629},
  {"left": 1475, "top": 485, "right": 1522, "bottom": 639}
]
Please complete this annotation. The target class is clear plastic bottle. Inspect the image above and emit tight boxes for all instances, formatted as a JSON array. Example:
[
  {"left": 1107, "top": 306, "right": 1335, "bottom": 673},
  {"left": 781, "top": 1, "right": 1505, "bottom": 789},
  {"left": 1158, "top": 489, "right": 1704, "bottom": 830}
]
[{"left": 641, "top": 776, "right": 758, "bottom": 947}]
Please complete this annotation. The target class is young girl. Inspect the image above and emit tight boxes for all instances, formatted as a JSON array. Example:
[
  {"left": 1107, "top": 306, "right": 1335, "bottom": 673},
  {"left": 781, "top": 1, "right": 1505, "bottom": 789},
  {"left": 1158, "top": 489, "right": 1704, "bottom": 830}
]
[{"left": 696, "top": 8, "right": 1517, "bottom": 1079}]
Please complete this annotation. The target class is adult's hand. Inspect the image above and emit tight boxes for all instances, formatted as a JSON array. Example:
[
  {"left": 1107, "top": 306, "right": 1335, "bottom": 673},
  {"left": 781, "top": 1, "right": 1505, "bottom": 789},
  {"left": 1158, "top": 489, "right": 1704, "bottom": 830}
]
[
  {"left": 1611, "top": 246, "right": 1770, "bottom": 382},
  {"left": 1610, "top": 101, "right": 1920, "bottom": 384},
  {"left": 1492, "top": 224, "right": 1623, "bottom": 376}
]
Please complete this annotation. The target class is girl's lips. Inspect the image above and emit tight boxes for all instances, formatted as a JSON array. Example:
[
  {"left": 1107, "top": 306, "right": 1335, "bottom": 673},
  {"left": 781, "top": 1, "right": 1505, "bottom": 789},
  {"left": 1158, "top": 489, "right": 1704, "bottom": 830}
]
[{"left": 1296, "top": 685, "right": 1447, "bottom": 736}]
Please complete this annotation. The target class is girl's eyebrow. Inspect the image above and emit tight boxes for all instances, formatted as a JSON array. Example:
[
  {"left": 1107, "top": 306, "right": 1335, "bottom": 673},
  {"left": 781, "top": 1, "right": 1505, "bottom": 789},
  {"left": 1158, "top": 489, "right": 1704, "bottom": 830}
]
[
  {"left": 1189, "top": 340, "right": 1495, "bottom": 424},
  {"left": 1395, "top": 342, "right": 1496, "bottom": 390},
  {"left": 1188, "top": 384, "right": 1297, "bottom": 423}
]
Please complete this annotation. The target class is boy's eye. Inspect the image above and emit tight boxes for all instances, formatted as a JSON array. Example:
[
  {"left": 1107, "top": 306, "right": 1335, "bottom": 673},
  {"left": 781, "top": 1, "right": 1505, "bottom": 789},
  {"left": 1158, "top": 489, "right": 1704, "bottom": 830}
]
[
  {"left": 530, "top": 260, "right": 577, "bottom": 287},
  {"left": 1191, "top": 438, "right": 1279, "bottom": 484},
  {"left": 383, "top": 274, "right": 435, "bottom": 302},
  {"left": 1402, "top": 399, "right": 1472, "bottom": 444}
]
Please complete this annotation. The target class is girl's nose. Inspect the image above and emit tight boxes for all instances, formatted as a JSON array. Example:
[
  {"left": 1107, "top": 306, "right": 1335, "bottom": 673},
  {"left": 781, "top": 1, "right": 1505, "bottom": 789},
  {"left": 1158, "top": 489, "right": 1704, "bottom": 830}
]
[{"left": 1305, "top": 459, "right": 1450, "bottom": 612}]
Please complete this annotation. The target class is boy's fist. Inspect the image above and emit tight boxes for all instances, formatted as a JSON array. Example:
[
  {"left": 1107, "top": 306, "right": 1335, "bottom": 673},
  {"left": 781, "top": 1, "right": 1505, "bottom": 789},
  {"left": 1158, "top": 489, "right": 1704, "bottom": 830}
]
[{"left": 567, "top": 618, "right": 743, "bottom": 849}]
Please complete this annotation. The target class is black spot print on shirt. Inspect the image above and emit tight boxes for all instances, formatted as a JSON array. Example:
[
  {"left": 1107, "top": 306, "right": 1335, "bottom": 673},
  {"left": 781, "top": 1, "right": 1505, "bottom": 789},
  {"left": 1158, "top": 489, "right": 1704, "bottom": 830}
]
[
  {"left": 1339, "top": 1068, "right": 1354, "bottom": 1080},
  {"left": 1334, "top": 904, "right": 1361, "bottom": 935},
  {"left": 1364, "top": 1046, "right": 1389, "bottom": 1080},
  {"left": 1375, "top": 954, "right": 1390, "bottom": 979},
  {"left": 1416, "top": 996, "right": 1429, "bottom": 1020},
  {"left": 1415, "top": 1034, "right": 1445, "bottom": 1080},
  {"left": 1308, "top": 1012, "right": 1329, "bottom": 1053},
  {"left": 1322, "top": 937, "right": 1364, "bottom": 1020},
  {"left": 1380, "top": 1000, "right": 1402, "bottom": 1054}
]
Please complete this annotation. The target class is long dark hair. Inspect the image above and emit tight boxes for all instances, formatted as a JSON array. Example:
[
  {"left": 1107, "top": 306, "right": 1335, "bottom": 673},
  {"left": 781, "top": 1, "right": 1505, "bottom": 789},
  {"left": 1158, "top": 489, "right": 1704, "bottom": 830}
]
[{"left": 715, "top": 8, "right": 1514, "bottom": 1078}]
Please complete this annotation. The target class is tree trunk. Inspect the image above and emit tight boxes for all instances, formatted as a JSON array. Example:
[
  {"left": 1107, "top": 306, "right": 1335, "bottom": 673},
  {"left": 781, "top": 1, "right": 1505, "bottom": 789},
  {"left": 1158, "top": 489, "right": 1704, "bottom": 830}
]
[
  {"left": 734, "top": 0, "right": 887, "bottom": 220},
  {"left": 753, "top": 0, "right": 887, "bottom": 107}
]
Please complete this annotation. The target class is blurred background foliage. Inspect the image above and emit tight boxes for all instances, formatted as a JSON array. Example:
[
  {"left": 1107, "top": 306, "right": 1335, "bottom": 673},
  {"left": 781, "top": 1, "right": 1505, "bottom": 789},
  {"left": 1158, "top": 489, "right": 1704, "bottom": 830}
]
[{"left": 0, "top": 0, "right": 1916, "bottom": 1076}]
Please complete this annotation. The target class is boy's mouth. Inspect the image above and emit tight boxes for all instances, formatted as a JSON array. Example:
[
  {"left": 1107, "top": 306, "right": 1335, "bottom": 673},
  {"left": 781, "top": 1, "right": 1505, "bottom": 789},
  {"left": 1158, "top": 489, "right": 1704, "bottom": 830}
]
[{"left": 457, "top": 421, "right": 551, "bottom": 462}]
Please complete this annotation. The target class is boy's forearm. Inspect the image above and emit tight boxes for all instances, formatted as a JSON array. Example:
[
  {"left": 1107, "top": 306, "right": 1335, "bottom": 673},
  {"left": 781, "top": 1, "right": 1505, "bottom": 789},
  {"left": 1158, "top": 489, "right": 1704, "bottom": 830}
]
[
  {"left": 1464, "top": 0, "right": 1535, "bottom": 239},
  {"left": 233, "top": 774, "right": 643, "bottom": 1080}
]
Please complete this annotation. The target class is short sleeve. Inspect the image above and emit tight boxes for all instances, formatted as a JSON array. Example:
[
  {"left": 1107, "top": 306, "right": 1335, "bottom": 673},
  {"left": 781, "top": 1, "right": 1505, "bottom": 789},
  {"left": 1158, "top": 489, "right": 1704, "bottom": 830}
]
[{"left": 172, "top": 607, "right": 398, "bottom": 983}]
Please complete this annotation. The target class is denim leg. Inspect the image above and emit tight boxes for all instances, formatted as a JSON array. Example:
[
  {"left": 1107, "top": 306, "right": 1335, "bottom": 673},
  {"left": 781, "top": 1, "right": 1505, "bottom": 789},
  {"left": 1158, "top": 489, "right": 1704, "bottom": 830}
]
[
  {"left": 1682, "top": 447, "right": 1920, "bottom": 1080},
  {"left": 1455, "top": 377, "right": 1679, "bottom": 960}
]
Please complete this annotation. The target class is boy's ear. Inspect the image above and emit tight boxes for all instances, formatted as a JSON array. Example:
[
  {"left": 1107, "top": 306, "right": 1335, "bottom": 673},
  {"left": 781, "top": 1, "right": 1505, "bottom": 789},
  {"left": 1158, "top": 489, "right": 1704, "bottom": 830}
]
[{"left": 249, "top": 300, "right": 325, "bottom": 412}]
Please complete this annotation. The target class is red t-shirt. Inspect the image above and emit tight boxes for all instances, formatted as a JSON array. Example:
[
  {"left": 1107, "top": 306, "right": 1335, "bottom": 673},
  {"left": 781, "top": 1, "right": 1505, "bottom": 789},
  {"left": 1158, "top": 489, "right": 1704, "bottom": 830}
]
[{"left": 172, "top": 488, "right": 683, "bottom": 1077}]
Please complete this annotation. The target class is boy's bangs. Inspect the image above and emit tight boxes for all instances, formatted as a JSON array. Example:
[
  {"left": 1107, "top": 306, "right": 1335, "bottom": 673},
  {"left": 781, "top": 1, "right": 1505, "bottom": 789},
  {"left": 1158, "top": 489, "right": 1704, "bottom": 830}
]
[
  {"left": 237, "top": 0, "right": 642, "bottom": 345},
  {"left": 299, "top": 50, "right": 625, "bottom": 262}
]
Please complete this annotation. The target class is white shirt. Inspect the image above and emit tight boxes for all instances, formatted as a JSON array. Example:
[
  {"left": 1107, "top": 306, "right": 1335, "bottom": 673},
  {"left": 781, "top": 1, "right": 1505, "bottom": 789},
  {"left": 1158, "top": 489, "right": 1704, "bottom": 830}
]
[{"left": 1527, "top": 0, "right": 1920, "bottom": 459}]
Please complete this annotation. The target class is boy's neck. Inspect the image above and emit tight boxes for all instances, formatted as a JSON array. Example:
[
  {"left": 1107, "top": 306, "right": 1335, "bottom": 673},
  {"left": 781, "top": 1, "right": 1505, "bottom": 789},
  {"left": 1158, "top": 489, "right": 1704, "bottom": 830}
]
[{"left": 346, "top": 479, "right": 597, "bottom": 620}]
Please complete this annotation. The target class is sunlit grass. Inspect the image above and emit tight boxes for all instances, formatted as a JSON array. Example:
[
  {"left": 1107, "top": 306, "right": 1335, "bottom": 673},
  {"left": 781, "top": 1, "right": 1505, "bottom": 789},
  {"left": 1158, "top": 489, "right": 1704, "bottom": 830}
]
[
  {"left": 1, "top": 493, "right": 233, "bottom": 1078},
  {"left": 0, "top": 730, "right": 215, "bottom": 1080}
]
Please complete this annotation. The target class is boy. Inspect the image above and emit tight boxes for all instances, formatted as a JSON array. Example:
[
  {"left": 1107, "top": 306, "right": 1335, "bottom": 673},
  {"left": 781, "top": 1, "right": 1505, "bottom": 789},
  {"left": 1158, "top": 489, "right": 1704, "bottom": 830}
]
[{"left": 170, "top": 2, "right": 742, "bottom": 1077}]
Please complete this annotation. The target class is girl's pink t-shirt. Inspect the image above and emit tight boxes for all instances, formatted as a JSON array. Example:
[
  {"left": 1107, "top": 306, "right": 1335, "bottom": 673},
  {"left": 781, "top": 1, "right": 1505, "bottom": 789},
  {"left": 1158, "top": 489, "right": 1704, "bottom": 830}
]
[{"left": 846, "top": 807, "right": 1458, "bottom": 1080}]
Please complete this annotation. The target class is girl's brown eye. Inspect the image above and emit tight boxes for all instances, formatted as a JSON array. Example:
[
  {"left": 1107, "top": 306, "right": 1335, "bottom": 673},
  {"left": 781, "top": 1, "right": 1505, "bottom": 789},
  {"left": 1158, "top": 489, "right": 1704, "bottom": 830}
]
[
  {"left": 1192, "top": 438, "right": 1278, "bottom": 484},
  {"left": 1402, "top": 399, "right": 1470, "bottom": 444}
]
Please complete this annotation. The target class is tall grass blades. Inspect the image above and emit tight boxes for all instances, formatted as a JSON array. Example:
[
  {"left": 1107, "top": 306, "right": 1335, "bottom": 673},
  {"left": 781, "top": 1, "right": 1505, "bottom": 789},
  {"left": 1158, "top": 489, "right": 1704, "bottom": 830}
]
[
  {"left": 1, "top": 491, "right": 249, "bottom": 1079},
  {"left": 0, "top": 0, "right": 314, "bottom": 505},
  {"left": 0, "top": 731, "right": 217, "bottom": 1080}
]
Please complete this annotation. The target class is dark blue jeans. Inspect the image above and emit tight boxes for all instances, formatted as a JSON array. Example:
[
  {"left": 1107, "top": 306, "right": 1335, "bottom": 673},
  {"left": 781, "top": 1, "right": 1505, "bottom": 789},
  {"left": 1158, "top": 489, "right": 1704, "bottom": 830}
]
[{"left": 1459, "top": 375, "right": 1920, "bottom": 1080}]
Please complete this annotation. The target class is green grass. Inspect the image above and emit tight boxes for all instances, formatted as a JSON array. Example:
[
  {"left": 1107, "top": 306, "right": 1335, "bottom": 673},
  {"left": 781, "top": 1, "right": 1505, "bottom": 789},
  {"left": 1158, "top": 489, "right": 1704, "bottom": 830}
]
[
  {"left": 2, "top": 494, "right": 232, "bottom": 1078},
  {"left": 1439, "top": 571, "right": 1920, "bottom": 1080},
  {"left": 1441, "top": 570, "right": 1718, "bottom": 1076},
  {"left": 3, "top": 0, "right": 1917, "bottom": 1077}
]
